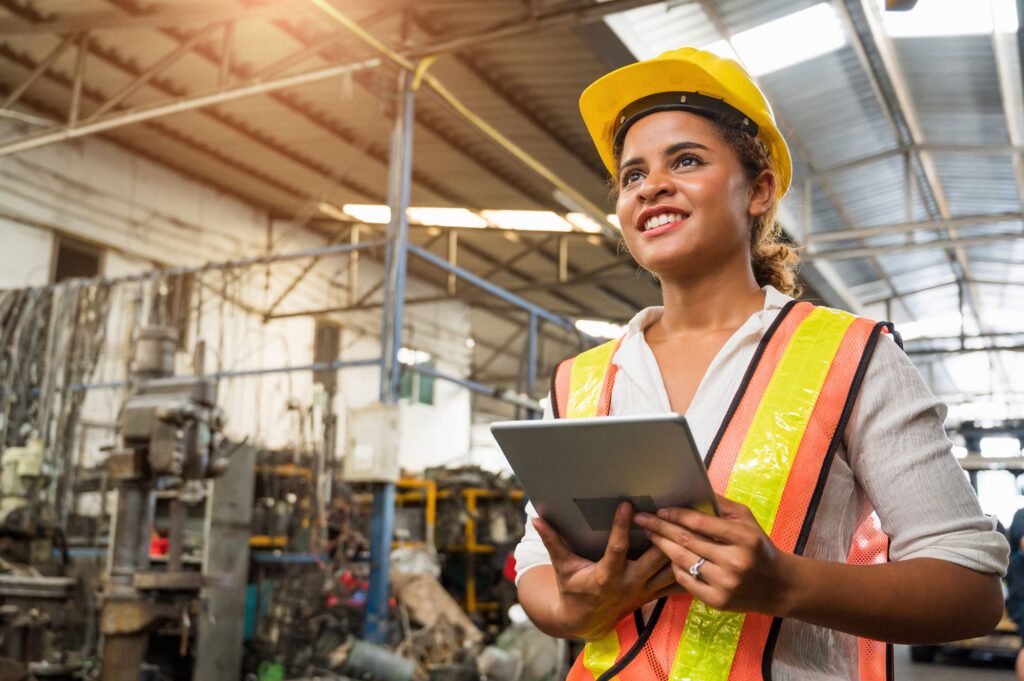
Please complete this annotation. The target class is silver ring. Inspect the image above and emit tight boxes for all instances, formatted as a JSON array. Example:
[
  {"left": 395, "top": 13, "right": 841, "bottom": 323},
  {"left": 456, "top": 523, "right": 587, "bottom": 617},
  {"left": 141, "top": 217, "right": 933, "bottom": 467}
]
[{"left": 689, "top": 557, "right": 706, "bottom": 580}]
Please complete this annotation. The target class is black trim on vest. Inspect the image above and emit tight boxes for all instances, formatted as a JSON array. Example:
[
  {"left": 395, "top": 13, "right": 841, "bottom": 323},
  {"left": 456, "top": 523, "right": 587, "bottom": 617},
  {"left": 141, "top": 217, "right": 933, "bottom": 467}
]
[
  {"left": 596, "top": 597, "right": 667, "bottom": 681},
  {"left": 704, "top": 299, "right": 801, "bottom": 468},
  {"left": 760, "top": 321, "right": 888, "bottom": 681}
]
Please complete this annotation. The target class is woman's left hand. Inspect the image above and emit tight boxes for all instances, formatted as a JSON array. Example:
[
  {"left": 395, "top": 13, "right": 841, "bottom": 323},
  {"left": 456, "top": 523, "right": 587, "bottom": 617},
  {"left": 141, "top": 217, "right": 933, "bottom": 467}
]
[{"left": 633, "top": 494, "right": 798, "bottom": 615}]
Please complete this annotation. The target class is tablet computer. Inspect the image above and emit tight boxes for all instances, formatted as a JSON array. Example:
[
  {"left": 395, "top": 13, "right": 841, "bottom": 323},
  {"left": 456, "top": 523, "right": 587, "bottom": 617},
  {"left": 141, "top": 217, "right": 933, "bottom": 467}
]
[{"left": 491, "top": 414, "right": 718, "bottom": 562}]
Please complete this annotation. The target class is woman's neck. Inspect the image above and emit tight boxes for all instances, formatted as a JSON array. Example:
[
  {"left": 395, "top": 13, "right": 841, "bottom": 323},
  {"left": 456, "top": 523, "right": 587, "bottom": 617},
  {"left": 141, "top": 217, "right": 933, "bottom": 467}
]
[{"left": 652, "top": 258, "right": 766, "bottom": 338}]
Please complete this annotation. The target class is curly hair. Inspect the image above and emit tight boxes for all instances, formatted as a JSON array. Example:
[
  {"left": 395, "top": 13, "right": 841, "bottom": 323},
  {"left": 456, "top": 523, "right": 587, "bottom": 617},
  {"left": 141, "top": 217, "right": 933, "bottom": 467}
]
[
  {"left": 715, "top": 124, "right": 802, "bottom": 297},
  {"left": 611, "top": 118, "right": 802, "bottom": 297}
]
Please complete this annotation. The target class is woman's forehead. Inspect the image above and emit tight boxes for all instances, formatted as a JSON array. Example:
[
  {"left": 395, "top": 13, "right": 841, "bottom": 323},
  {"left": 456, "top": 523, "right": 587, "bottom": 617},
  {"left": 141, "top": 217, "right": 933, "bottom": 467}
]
[{"left": 619, "top": 110, "right": 719, "bottom": 157}]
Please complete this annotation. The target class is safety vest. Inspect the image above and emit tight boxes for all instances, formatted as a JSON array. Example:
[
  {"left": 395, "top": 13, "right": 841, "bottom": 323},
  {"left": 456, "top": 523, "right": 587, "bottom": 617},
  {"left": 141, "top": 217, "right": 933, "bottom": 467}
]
[{"left": 552, "top": 301, "right": 897, "bottom": 681}]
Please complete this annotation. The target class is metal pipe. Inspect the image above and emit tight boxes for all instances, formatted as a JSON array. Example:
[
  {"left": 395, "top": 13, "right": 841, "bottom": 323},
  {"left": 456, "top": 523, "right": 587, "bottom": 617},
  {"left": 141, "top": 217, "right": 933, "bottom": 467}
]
[
  {"left": 365, "top": 482, "right": 395, "bottom": 644},
  {"left": 411, "top": 364, "right": 542, "bottom": 412},
  {"left": 88, "top": 23, "right": 221, "bottom": 121},
  {"left": 68, "top": 33, "right": 88, "bottom": 127},
  {"left": 1, "top": 32, "right": 77, "bottom": 109},
  {"left": 0, "top": 58, "right": 382, "bottom": 157},
  {"left": 385, "top": 74, "right": 413, "bottom": 403},
  {"left": 527, "top": 312, "right": 538, "bottom": 401},
  {"left": 408, "top": 243, "right": 588, "bottom": 338},
  {"left": 807, "top": 233, "right": 1024, "bottom": 261},
  {"left": 806, "top": 212, "right": 1022, "bottom": 244}
]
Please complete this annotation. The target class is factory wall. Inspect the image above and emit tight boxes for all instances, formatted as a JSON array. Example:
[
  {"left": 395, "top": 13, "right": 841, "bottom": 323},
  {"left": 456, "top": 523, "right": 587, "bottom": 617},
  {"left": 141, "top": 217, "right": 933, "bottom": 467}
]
[{"left": 0, "top": 134, "right": 474, "bottom": 474}]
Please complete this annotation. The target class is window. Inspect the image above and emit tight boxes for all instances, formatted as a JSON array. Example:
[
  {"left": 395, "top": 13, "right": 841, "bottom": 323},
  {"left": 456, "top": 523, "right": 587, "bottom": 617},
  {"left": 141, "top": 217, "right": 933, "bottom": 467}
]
[
  {"left": 52, "top": 235, "right": 102, "bottom": 283},
  {"left": 397, "top": 352, "right": 434, "bottom": 405}
]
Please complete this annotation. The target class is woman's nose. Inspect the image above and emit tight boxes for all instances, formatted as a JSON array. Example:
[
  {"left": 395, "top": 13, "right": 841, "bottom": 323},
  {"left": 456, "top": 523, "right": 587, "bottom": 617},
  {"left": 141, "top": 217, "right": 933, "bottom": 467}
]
[{"left": 638, "top": 169, "right": 674, "bottom": 202}]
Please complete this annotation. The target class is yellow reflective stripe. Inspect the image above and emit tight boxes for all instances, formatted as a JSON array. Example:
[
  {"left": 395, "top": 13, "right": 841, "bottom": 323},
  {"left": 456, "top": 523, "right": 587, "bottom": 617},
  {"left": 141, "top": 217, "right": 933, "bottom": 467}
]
[
  {"left": 727, "top": 307, "right": 855, "bottom": 529},
  {"left": 567, "top": 339, "right": 619, "bottom": 419},
  {"left": 668, "top": 307, "right": 856, "bottom": 681},
  {"left": 584, "top": 630, "right": 622, "bottom": 679}
]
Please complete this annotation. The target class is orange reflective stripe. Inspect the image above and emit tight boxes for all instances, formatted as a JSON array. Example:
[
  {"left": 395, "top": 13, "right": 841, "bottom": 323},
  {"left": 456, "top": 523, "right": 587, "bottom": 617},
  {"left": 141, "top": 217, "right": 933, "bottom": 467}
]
[{"left": 554, "top": 358, "right": 573, "bottom": 418}]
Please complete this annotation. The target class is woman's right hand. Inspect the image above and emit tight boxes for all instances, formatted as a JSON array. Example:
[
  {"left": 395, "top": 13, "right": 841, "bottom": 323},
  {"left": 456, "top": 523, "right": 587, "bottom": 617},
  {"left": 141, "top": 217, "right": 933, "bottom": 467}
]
[{"left": 528, "top": 501, "right": 682, "bottom": 640}]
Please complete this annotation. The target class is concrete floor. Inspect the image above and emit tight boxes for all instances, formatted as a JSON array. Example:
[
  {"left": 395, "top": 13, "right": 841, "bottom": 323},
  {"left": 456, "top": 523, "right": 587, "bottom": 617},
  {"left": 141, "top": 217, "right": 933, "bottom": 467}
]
[{"left": 894, "top": 645, "right": 1016, "bottom": 680}]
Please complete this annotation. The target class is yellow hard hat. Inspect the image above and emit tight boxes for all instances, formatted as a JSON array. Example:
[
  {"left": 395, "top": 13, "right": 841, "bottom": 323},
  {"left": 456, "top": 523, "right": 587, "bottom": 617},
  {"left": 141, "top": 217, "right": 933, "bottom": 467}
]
[{"left": 579, "top": 47, "right": 792, "bottom": 198}]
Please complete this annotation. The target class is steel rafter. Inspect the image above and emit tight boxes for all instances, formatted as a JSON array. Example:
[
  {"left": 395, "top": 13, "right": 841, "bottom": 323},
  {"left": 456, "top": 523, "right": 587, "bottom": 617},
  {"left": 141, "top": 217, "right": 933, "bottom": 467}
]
[
  {"left": 695, "top": 1, "right": 913, "bottom": 319},
  {"left": 839, "top": 0, "right": 1016, "bottom": 399}
]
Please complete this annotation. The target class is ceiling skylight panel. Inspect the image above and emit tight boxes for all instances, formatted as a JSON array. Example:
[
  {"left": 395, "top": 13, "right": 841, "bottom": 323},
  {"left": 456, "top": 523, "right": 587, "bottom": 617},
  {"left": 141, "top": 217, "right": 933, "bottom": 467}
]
[
  {"left": 880, "top": 0, "right": 1018, "bottom": 37},
  {"left": 727, "top": 3, "right": 847, "bottom": 76}
]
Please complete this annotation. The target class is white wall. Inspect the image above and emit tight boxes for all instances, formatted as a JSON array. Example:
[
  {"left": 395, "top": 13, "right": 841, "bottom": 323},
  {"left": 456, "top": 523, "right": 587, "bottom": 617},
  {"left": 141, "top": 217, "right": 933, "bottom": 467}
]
[{"left": 0, "top": 133, "right": 474, "bottom": 474}]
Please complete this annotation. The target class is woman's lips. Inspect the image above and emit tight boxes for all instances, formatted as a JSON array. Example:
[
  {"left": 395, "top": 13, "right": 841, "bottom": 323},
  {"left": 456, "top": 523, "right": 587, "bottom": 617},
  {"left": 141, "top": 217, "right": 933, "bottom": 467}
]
[{"left": 639, "top": 217, "right": 686, "bottom": 238}]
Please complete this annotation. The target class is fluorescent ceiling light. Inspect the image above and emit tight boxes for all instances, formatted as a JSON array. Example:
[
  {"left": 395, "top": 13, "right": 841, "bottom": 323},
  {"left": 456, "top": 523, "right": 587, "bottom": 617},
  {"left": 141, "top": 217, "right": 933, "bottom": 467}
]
[
  {"left": 480, "top": 210, "right": 573, "bottom": 232},
  {"left": 328, "top": 204, "right": 609, "bottom": 234},
  {"left": 880, "top": 0, "right": 1018, "bottom": 37},
  {"left": 575, "top": 319, "right": 625, "bottom": 339},
  {"left": 407, "top": 207, "right": 488, "bottom": 228},
  {"left": 566, "top": 212, "right": 604, "bottom": 233},
  {"left": 343, "top": 203, "right": 391, "bottom": 224},
  {"left": 606, "top": 214, "right": 621, "bottom": 230},
  {"left": 980, "top": 436, "right": 1021, "bottom": 458},
  {"left": 726, "top": 3, "right": 846, "bottom": 76},
  {"left": 397, "top": 347, "right": 431, "bottom": 365}
]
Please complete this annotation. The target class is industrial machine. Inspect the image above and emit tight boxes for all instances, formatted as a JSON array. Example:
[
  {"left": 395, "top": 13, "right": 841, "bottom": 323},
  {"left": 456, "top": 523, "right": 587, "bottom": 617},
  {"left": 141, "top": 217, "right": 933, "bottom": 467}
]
[{"left": 98, "top": 327, "right": 233, "bottom": 680}]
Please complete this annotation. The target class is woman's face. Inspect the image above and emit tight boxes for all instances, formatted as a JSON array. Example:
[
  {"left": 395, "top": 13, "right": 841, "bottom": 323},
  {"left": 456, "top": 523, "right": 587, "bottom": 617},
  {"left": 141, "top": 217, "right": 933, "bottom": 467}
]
[{"left": 615, "top": 111, "right": 771, "bottom": 280}]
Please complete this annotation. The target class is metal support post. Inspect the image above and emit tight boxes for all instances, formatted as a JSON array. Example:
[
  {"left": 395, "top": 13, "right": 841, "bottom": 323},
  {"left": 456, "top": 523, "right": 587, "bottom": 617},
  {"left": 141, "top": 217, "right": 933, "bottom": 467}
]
[
  {"left": 527, "top": 312, "right": 538, "bottom": 417},
  {"left": 367, "top": 68, "right": 415, "bottom": 645},
  {"left": 366, "top": 481, "right": 396, "bottom": 643},
  {"left": 379, "top": 69, "right": 416, "bottom": 403}
]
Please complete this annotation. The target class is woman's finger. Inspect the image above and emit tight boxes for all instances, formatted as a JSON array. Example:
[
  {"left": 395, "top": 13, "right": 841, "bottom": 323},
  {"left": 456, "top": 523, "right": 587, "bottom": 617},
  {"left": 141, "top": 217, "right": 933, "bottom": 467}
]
[
  {"left": 597, "top": 501, "right": 634, "bottom": 575},
  {"left": 654, "top": 506, "right": 751, "bottom": 545},
  {"left": 646, "top": 533, "right": 724, "bottom": 586},
  {"left": 671, "top": 563, "right": 726, "bottom": 609},
  {"left": 630, "top": 542, "right": 670, "bottom": 580},
  {"left": 643, "top": 563, "right": 678, "bottom": 594},
  {"left": 532, "top": 517, "right": 582, "bottom": 569}
]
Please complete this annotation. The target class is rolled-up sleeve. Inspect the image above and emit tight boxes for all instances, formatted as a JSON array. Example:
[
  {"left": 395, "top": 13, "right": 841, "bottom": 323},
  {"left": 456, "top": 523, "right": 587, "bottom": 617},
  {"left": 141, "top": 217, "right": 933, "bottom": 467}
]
[
  {"left": 846, "top": 334, "right": 1009, "bottom": 575},
  {"left": 512, "top": 401, "right": 554, "bottom": 587}
]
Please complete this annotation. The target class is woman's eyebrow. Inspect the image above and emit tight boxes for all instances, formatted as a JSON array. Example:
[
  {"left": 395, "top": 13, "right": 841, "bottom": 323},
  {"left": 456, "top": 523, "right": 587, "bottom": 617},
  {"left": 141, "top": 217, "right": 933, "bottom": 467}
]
[{"left": 619, "top": 141, "right": 711, "bottom": 173}]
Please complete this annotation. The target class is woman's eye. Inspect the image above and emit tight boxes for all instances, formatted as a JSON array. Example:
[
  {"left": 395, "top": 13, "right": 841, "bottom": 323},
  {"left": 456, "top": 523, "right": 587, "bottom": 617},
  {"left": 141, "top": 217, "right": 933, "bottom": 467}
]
[
  {"left": 674, "top": 154, "right": 703, "bottom": 168},
  {"left": 620, "top": 169, "right": 644, "bottom": 187}
]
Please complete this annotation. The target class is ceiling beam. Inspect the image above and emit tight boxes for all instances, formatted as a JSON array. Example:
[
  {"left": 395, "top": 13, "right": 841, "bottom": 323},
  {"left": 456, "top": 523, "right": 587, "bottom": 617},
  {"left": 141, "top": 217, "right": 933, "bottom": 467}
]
[
  {"left": 0, "top": 0, "right": 321, "bottom": 35},
  {"left": 840, "top": 0, "right": 1015, "bottom": 396},
  {"left": 808, "top": 212, "right": 1024, "bottom": 244},
  {"left": 806, "top": 233, "right": 1024, "bottom": 261},
  {"left": 695, "top": 0, "right": 909, "bottom": 318},
  {"left": 814, "top": 143, "right": 1024, "bottom": 179},
  {"left": 990, "top": 2, "right": 1024, "bottom": 214}
]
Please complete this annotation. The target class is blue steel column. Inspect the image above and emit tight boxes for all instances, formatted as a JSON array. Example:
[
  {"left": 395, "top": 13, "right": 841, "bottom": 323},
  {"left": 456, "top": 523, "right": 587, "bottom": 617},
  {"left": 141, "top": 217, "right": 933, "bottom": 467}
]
[
  {"left": 367, "top": 69, "right": 415, "bottom": 644},
  {"left": 527, "top": 312, "right": 538, "bottom": 418}
]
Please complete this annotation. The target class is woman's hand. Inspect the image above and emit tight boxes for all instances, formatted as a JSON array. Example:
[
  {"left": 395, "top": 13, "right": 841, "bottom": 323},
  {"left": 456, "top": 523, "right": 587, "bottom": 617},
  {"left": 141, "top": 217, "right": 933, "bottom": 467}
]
[
  {"left": 530, "top": 501, "right": 682, "bottom": 640},
  {"left": 634, "top": 495, "right": 798, "bottom": 615}
]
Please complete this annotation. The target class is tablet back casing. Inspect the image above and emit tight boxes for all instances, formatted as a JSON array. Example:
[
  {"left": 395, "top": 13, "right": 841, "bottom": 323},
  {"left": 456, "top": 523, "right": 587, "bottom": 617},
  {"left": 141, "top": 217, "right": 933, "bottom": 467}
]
[{"left": 492, "top": 414, "right": 717, "bottom": 562}]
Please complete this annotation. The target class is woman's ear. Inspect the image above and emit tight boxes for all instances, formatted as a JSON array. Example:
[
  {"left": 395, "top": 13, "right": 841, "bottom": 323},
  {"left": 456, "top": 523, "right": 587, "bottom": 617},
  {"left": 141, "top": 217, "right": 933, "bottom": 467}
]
[{"left": 748, "top": 169, "right": 776, "bottom": 218}]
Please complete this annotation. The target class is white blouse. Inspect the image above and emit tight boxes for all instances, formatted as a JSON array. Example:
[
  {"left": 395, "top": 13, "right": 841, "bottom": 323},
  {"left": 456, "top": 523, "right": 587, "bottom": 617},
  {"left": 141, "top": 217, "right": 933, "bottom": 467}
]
[{"left": 513, "top": 285, "right": 1009, "bottom": 680}]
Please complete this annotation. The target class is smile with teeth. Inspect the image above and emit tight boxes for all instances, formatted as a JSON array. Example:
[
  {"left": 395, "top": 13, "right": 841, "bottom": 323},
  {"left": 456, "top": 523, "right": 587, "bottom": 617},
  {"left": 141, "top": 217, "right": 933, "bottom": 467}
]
[{"left": 641, "top": 212, "right": 686, "bottom": 232}]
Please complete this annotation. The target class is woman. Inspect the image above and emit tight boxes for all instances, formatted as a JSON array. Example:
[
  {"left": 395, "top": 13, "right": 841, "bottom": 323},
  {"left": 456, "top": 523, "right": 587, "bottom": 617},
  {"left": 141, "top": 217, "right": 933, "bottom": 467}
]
[{"left": 513, "top": 48, "right": 1008, "bottom": 680}]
